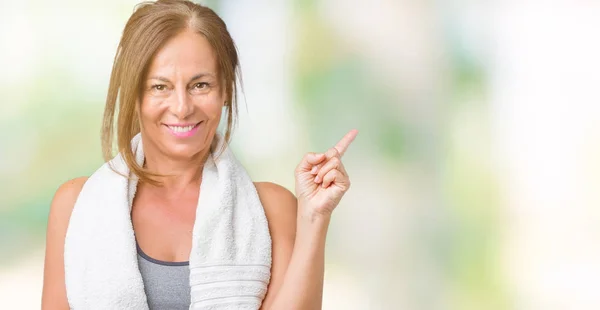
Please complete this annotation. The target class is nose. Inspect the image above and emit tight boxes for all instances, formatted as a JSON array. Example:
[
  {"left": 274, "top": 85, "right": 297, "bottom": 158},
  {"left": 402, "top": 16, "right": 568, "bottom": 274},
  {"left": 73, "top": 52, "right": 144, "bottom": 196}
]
[{"left": 170, "top": 87, "right": 193, "bottom": 119}]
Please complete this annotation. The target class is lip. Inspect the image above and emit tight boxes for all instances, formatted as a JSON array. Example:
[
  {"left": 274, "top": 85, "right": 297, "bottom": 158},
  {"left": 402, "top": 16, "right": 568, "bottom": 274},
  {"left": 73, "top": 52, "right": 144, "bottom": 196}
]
[
  {"left": 163, "top": 122, "right": 201, "bottom": 127},
  {"left": 164, "top": 121, "right": 203, "bottom": 138}
]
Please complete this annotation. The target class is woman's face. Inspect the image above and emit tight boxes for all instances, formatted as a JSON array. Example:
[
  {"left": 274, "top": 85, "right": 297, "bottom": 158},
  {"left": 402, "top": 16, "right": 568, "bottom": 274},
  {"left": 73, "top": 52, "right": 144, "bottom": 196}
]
[{"left": 139, "top": 29, "right": 225, "bottom": 161}]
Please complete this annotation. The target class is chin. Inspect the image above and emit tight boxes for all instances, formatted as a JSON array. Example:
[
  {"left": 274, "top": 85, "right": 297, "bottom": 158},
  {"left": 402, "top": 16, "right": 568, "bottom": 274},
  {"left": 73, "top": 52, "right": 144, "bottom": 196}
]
[{"left": 165, "top": 141, "right": 207, "bottom": 160}]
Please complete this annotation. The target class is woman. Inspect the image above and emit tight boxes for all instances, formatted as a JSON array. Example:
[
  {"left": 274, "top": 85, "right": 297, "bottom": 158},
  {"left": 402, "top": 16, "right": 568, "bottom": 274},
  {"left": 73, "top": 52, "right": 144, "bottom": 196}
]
[{"left": 41, "top": 0, "right": 357, "bottom": 309}]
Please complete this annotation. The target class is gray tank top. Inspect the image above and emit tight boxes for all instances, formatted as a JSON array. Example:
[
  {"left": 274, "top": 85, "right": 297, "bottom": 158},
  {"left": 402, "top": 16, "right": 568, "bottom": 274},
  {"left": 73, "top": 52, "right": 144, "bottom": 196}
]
[{"left": 136, "top": 242, "right": 191, "bottom": 309}]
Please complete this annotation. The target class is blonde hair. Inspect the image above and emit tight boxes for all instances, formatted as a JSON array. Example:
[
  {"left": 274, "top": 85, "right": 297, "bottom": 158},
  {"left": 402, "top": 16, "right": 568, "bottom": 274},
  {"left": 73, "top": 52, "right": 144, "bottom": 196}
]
[{"left": 101, "top": 0, "right": 240, "bottom": 185}]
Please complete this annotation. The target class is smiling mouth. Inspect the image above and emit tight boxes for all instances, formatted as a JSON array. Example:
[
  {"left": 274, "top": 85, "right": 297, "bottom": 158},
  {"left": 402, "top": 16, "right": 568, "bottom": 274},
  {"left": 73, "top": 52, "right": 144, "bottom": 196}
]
[{"left": 165, "top": 121, "right": 202, "bottom": 133}]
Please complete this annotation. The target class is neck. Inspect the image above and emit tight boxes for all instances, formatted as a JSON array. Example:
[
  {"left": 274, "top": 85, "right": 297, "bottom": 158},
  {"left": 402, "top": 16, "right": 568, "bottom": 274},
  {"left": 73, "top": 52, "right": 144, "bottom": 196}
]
[{"left": 142, "top": 147, "right": 211, "bottom": 195}]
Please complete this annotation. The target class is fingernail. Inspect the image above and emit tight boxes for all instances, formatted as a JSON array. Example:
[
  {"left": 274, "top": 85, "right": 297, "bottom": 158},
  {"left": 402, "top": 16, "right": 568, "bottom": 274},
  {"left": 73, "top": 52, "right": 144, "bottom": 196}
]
[
  {"left": 310, "top": 166, "right": 318, "bottom": 174},
  {"left": 314, "top": 175, "right": 320, "bottom": 183}
]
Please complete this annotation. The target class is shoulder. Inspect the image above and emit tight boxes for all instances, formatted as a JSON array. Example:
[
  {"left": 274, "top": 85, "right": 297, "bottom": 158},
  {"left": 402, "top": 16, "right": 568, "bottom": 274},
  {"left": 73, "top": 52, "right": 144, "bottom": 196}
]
[
  {"left": 52, "top": 177, "right": 89, "bottom": 210},
  {"left": 253, "top": 182, "right": 297, "bottom": 307},
  {"left": 42, "top": 176, "right": 88, "bottom": 308},
  {"left": 254, "top": 182, "right": 297, "bottom": 206},
  {"left": 254, "top": 182, "right": 297, "bottom": 218},
  {"left": 48, "top": 177, "right": 89, "bottom": 226},
  {"left": 253, "top": 182, "right": 297, "bottom": 237}
]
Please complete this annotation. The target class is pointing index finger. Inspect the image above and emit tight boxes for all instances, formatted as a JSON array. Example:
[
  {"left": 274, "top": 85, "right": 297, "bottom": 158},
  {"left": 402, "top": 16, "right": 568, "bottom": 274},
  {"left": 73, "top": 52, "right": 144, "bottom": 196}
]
[{"left": 334, "top": 129, "right": 359, "bottom": 157}]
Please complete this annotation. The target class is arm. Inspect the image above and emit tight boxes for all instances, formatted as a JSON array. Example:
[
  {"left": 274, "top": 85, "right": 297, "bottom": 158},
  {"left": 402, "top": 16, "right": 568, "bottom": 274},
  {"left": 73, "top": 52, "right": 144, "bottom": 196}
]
[
  {"left": 258, "top": 130, "right": 358, "bottom": 310},
  {"left": 41, "top": 177, "right": 88, "bottom": 310},
  {"left": 255, "top": 182, "right": 329, "bottom": 310}
]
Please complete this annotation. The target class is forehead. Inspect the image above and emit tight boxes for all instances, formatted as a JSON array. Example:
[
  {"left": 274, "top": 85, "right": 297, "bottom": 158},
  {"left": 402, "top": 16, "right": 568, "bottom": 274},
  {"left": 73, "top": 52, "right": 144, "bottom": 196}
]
[{"left": 147, "top": 29, "right": 217, "bottom": 77}]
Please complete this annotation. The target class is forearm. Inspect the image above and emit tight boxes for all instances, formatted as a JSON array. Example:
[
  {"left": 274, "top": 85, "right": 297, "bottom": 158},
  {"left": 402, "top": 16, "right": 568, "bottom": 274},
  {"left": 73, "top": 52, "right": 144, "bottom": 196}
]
[{"left": 267, "top": 208, "right": 331, "bottom": 310}]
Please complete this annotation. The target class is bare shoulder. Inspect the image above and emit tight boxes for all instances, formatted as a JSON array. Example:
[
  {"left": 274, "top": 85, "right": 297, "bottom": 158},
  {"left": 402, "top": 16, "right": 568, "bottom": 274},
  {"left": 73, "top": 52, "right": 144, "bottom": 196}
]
[
  {"left": 254, "top": 182, "right": 298, "bottom": 222},
  {"left": 253, "top": 181, "right": 297, "bottom": 241},
  {"left": 52, "top": 177, "right": 88, "bottom": 209},
  {"left": 47, "top": 176, "right": 88, "bottom": 228},
  {"left": 253, "top": 182, "right": 297, "bottom": 308},
  {"left": 42, "top": 176, "right": 88, "bottom": 309}
]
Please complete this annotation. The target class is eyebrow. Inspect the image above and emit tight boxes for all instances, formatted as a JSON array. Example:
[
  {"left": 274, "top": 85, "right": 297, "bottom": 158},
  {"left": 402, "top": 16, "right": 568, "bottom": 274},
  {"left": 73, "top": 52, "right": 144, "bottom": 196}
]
[{"left": 148, "top": 73, "right": 215, "bottom": 83}]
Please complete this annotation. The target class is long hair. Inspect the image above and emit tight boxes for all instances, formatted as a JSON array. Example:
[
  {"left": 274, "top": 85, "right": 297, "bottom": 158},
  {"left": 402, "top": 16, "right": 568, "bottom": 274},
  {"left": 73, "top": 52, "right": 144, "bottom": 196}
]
[{"left": 101, "top": 0, "right": 240, "bottom": 185}]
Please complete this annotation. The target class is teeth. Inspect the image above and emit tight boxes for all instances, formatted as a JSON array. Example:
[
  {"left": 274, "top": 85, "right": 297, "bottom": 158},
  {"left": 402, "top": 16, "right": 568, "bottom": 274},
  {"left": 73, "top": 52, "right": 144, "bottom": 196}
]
[{"left": 169, "top": 125, "right": 195, "bottom": 133}]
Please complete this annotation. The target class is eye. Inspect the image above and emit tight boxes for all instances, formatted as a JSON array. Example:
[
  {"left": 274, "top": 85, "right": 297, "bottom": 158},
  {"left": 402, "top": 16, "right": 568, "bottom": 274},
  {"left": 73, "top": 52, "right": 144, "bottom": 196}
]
[
  {"left": 151, "top": 84, "right": 167, "bottom": 91},
  {"left": 193, "top": 82, "right": 209, "bottom": 90}
]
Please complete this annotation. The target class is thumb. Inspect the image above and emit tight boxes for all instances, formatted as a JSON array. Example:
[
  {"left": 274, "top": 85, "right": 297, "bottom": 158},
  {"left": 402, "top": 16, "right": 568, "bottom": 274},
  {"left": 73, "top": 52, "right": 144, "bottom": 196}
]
[{"left": 296, "top": 152, "right": 326, "bottom": 173}]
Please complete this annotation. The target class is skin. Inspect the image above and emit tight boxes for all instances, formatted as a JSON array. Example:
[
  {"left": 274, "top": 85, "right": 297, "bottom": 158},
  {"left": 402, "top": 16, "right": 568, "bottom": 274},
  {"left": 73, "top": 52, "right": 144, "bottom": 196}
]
[{"left": 41, "top": 28, "right": 357, "bottom": 310}]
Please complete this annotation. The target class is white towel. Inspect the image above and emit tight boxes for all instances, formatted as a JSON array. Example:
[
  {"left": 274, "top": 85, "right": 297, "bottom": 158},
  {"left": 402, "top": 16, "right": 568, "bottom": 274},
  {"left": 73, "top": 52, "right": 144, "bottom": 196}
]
[{"left": 64, "top": 132, "right": 272, "bottom": 309}]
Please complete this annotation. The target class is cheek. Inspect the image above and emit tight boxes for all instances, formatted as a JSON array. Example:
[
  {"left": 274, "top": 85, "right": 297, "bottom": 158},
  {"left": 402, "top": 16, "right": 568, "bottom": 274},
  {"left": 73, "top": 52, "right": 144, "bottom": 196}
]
[
  {"left": 198, "top": 94, "right": 225, "bottom": 118},
  {"left": 139, "top": 98, "right": 165, "bottom": 125}
]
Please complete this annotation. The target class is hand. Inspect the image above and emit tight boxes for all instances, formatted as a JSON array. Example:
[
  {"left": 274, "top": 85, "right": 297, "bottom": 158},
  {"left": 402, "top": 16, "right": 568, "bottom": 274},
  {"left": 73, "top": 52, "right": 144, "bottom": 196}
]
[{"left": 295, "top": 129, "right": 358, "bottom": 218}]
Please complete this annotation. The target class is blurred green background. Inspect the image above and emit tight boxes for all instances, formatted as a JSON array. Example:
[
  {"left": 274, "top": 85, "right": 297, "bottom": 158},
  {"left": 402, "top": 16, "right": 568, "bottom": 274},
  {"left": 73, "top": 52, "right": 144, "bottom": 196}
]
[{"left": 1, "top": 1, "right": 600, "bottom": 309}]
